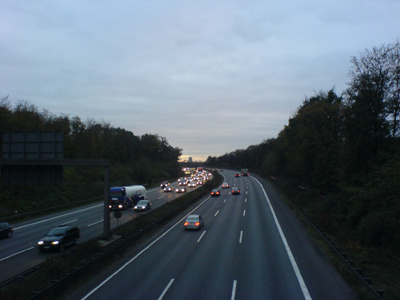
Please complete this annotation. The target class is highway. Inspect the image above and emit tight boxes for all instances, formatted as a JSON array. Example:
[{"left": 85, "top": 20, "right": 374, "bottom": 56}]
[
  {"left": 67, "top": 170, "right": 358, "bottom": 300},
  {"left": 0, "top": 181, "right": 191, "bottom": 283}
]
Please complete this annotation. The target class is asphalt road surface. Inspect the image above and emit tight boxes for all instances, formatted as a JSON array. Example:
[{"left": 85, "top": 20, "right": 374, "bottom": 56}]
[
  {"left": 0, "top": 180, "right": 195, "bottom": 282},
  {"left": 67, "top": 170, "right": 358, "bottom": 300}
]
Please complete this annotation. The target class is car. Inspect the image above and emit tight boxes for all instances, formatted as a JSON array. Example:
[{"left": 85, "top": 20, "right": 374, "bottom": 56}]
[
  {"left": 222, "top": 182, "right": 229, "bottom": 188},
  {"left": 164, "top": 186, "right": 173, "bottom": 192},
  {"left": 134, "top": 200, "right": 152, "bottom": 211},
  {"left": 175, "top": 187, "right": 187, "bottom": 193},
  {"left": 160, "top": 181, "right": 170, "bottom": 188},
  {"left": 232, "top": 187, "right": 240, "bottom": 195},
  {"left": 179, "top": 181, "right": 187, "bottom": 186},
  {"left": 184, "top": 214, "right": 204, "bottom": 230},
  {"left": 38, "top": 225, "right": 80, "bottom": 252},
  {"left": 234, "top": 173, "right": 240, "bottom": 177},
  {"left": 211, "top": 189, "right": 220, "bottom": 197},
  {"left": 0, "top": 222, "right": 13, "bottom": 238},
  {"left": 188, "top": 181, "right": 197, "bottom": 187}
]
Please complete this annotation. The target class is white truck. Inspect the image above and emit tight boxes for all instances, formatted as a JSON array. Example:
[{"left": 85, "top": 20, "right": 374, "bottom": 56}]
[{"left": 109, "top": 185, "right": 148, "bottom": 210}]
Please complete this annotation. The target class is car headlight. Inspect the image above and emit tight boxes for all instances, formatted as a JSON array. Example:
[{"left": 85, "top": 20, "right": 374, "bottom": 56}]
[
  {"left": 118, "top": 205, "right": 123, "bottom": 208},
  {"left": 52, "top": 241, "right": 59, "bottom": 245},
  {"left": 38, "top": 241, "right": 44, "bottom": 245}
]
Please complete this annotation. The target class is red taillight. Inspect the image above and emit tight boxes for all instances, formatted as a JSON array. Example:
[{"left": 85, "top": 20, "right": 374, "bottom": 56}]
[
  {"left": 184, "top": 222, "right": 189, "bottom": 226},
  {"left": 195, "top": 222, "right": 200, "bottom": 226}
]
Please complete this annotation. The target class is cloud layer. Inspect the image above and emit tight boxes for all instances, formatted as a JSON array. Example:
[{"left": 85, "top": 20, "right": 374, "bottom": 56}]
[{"left": 1, "top": 0, "right": 399, "bottom": 161}]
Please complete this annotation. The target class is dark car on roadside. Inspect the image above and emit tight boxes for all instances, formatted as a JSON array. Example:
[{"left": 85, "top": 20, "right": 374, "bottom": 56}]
[
  {"left": 0, "top": 222, "right": 13, "bottom": 238},
  {"left": 38, "top": 225, "right": 80, "bottom": 252}
]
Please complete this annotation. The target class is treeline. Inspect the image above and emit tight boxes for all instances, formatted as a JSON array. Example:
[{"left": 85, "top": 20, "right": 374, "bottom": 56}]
[
  {"left": 0, "top": 99, "right": 182, "bottom": 217},
  {"left": 206, "top": 41, "right": 400, "bottom": 251}
]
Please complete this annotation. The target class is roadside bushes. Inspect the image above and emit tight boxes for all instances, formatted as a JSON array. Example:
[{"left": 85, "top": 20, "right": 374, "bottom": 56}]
[{"left": 358, "top": 212, "right": 400, "bottom": 249}]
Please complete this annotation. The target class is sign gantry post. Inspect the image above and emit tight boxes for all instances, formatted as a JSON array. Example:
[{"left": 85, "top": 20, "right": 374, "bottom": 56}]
[{"left": 1, "top": 132, "right": 112, "bottom": 240}]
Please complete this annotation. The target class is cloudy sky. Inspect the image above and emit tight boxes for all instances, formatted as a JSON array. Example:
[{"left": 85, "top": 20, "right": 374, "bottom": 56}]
[{"left": 1, "top": 1, "right": 399, "bottom": 161}]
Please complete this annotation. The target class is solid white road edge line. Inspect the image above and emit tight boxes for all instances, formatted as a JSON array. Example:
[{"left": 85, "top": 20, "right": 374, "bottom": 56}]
[
  {"left": 252, "top": 176, "right": 312, "bottom": 300},
  {"left": 81, "top": 195, "right": 212, "bottom": 300}
]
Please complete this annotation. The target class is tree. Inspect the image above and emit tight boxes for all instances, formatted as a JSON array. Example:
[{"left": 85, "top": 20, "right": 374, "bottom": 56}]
[
  {"left": 343, "top": 43, "right": 399, "bottom": 183},
  {"left": 0, "top": 96, "right": 12, "bottom": 133},
  {"left": 276, "top": 90, "right": 343, "bottom": 189},
  {"left": 387, "top": 41, "right": 400, "bottom": 138}
]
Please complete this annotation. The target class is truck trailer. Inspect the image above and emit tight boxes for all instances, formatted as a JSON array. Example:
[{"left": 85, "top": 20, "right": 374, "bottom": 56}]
[{"left": 109, "top": 185, "right": 147, "bottom": 210}]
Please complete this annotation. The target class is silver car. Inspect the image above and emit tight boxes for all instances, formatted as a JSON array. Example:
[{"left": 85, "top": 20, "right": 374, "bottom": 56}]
[
  {"left": 184, "top": 214, "right": 204, "bottom": 230},
  {"left": 134, "top": 200, "right": 152, "bottom": 212}
]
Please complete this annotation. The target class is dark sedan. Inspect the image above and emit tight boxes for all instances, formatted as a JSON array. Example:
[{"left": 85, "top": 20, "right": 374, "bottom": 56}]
[
  {"left": 0, "top": 222, "right": 13, "bottom": 238},
  {"left": 38, "top": 225, "right": 80, "bottom": 252},
  {"left": 211, "top": 189, "right": 220, "bottom": 197},
  {"left": 232, "top": 187, "right": 240, "bottom": 195},
  {"left": 160, "top": 181, "right": 170, "bottom": 188}
]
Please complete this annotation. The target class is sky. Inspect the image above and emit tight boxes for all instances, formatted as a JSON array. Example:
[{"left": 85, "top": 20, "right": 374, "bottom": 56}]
[{"left": 1, "top": 1, "right": 399, "bottom": 162}]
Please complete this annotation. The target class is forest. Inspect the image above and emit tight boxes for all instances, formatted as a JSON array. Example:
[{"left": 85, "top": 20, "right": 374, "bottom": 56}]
[
  {"left": 0, "top": 98, "right": 182, "bottom": 217},
  {"left": 206, "top": 42, "right": 400, "bottom": 254}
]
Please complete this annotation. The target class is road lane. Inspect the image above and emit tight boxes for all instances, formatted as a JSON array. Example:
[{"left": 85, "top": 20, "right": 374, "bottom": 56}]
[
  {"left": 71, "top": 170, "right": 357, "bottom": 300},
  {"left": 0, "top": 182, "right": 198, "bottom": 282},
  {"left": 76, "top": 172, "right": 308, "bottom": 299}
]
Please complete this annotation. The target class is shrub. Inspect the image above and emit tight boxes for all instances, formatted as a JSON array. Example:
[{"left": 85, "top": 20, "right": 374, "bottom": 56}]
[{"left": 358, "top": 211, "right": 399, "bottom": 249}]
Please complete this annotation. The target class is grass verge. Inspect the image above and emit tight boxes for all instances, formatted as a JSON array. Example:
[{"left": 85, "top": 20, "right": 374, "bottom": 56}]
[{"left": 272, "top": 179, "right": 397, "bottom": 300}]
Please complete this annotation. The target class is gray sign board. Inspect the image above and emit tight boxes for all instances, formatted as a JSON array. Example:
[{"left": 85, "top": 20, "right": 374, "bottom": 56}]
[
  {"left": 1, "top": 132, "right": 63, "bottom": 186},
  {"left": 2, "top": 132, "right": 63, "bottom": 160}
]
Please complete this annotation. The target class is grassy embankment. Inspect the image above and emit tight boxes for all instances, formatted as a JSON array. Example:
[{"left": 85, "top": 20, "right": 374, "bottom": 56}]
[{"left": 274, "top": 179, "right": 399, "bottom": 300}]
